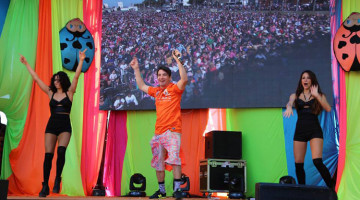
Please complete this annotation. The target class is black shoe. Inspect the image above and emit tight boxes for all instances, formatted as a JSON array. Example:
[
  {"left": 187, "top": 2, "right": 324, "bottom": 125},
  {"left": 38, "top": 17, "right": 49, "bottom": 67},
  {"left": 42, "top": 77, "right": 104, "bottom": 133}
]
[
  {"left": 173, "top": 189, "right": 185, "bottom": 199},
  {"left": 149, "top": 190, "right": 166, "bottom": 199},
  {"left": 53, "top": 177, "right": 61, "bottom": 193},
  {"left": 39, "top": 182, "right": 49, "bottom": 197}
]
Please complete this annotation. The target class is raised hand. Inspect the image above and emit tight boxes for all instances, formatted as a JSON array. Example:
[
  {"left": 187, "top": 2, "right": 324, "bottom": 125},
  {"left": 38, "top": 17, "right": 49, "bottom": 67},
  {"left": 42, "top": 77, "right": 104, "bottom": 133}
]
[
  {"left": 79, "top": 48, "right": 87, "bottom": 61},
  {"left": 310, "top": 85, "right": 319, "bottom": 98},
  {"left": 172, "top": 49, "right": 181, "bottom": 61},
  {"left": 130, "top": 57, "right": 139, "bottom": 70},
  {"left": 19, "top": 54, "right": 28, "bottom": 65}
]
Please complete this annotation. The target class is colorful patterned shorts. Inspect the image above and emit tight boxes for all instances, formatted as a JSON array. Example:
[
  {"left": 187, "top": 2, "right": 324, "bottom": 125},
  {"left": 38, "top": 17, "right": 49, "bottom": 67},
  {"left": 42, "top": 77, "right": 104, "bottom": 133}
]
[{"left": 150, "top": 130, "right": 181, "bottom": 171}]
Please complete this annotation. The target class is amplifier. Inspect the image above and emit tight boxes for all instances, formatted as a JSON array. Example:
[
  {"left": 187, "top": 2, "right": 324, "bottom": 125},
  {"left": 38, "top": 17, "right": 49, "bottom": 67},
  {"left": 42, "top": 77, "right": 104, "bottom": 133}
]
[
  {"left": 199, "top": 159, "right": 246, "bottom": 193},
  {"left": 255, "top": 182, "right": 337, "bottom": 200}
]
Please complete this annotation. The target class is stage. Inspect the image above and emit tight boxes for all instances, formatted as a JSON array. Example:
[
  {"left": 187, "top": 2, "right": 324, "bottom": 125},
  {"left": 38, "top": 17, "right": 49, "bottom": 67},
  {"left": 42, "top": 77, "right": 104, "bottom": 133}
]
[{"left": 7, "top": 197, "right": 234, "bottom": 200}]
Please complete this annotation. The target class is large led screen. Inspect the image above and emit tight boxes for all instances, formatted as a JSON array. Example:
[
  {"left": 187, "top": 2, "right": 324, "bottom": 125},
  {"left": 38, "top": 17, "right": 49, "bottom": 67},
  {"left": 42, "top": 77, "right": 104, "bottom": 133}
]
[{"left": 101, "top": 1, "right": 332, "bottom": 110}]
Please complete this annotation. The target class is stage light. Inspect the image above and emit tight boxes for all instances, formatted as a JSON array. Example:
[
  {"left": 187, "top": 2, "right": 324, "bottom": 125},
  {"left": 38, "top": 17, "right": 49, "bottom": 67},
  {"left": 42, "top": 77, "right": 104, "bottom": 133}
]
[
  {"left": 128, "top": 173, "right": 146, "bottom": 197},
  {"left": 279, "top": 176, "right": 296, "bottom": 184},
  {"left": 228, "top": 176, "right": 245, "bottom": 199},
  {"left": 173, "top": 173, "right": 190, "bottom": 198},
  {"left": 214, "top": 192, "right": 228, "bottom": 197}
]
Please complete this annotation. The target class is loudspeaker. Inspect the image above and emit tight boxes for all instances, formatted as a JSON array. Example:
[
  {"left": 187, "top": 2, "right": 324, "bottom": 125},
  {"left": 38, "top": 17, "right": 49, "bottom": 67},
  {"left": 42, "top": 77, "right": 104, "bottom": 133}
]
[
  {"left": 255, "top": 183, "right": 337, "bottom": 200},
  {"left": 205, "top": 131, "right": 242, "bottom": 159},
  {"left": 0, "top": 180, "right": 9, "bottom": 200}
]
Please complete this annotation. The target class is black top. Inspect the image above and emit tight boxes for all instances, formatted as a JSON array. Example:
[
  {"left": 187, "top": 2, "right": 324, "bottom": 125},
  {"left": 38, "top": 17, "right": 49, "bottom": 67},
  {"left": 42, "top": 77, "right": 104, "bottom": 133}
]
[
  {"left": 296, "top": 98, "right": 316, "bottom": 115},
  {"left": 49, "top": 92, "right": 72, "bottom": 114},
  {"left": 294, "top": 98, "right": 322, "bottom": 133}
]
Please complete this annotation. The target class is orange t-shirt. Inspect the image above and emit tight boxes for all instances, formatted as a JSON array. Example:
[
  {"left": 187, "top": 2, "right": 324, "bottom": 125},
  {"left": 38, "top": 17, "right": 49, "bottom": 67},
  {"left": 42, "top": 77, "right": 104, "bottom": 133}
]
[{"left": 148, "top": 83, "right": 184, "bottom": 135}]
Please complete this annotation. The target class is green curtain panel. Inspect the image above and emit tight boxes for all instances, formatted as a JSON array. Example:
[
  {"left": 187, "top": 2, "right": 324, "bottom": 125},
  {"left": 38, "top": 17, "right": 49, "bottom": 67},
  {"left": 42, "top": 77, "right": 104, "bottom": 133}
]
[
  {"left": 338, "top": 73, "right": 360, "bottom": 200},
  {"left": 0, "top": 0, "right": 39, "bottom": 179},
  {"left": 121, "top": 111, "right": 176, "bottom": 195},
  {"left": 226, "top": 108, "right": 288, "bottom": 197},
  {"left": 51, "top": 0, "right": 85, "bottom": 196},
  {"left": 338, "top": 2, "right": 360, "bottom": 200}
]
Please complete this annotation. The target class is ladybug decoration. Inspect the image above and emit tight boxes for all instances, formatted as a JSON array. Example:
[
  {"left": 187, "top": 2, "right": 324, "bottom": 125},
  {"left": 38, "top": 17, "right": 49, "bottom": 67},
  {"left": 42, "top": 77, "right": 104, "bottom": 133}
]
[
  {"left": 60, "top": 18, "right": 94, "bottom": 72},
  {"left": 334, "top": 12, "right": 360, "bottom": 71}
]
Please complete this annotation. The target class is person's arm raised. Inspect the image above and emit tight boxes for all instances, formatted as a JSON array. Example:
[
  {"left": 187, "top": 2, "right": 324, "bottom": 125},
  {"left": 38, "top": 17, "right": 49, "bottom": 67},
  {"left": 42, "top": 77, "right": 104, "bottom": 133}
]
[
  {"left": 172, "top": 50, "right": 188, "bottom": 90},
  {"left": 311, "top": 85, "right": 331, "bottom": 112},
  {"left": 20, "top": 55, "right": 51, "bottom": 97},
  {"left": 68, "top": 49, "right": 87, "bottom": 95},
  {"left": 130, "top": 57, "right": 149, "bottom": 93}
]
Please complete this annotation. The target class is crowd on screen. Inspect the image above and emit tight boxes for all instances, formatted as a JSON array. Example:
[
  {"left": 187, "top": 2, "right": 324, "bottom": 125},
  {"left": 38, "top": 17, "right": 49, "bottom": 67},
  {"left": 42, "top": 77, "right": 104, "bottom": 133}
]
[{"left": 100, "top": 6, "right": 330, "bottom": 110}]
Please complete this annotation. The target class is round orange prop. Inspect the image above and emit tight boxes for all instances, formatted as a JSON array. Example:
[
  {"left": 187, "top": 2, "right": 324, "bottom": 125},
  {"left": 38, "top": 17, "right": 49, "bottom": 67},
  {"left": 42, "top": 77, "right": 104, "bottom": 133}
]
[{"left": 334, "top": 12, "right": 360, "bottom": 71}]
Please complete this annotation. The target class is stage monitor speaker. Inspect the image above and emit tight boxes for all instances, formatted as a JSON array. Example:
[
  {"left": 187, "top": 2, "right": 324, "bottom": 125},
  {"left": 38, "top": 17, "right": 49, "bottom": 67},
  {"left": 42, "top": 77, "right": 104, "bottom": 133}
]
[
  {"left": 255, "top": 183, "right": 337, "bottom": 200},
  {"left": 205, "top": 130, "right": 242, "bottom": 159},
  {"left": 0, "top": 180, "right": 9, "bottom": 200}
]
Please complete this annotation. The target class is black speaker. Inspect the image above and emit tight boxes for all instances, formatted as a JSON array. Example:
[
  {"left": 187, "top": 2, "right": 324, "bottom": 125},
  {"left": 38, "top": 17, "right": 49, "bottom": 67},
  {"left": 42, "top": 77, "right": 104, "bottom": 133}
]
[
  {"left": 255, "top": 183, "right": 337, "bottom": 200},
  {"left": 0, "top": 180, "right": 9, "bottom": 200},
  {"left": 205, "top": 131, "right": 242, "bottom": 159}
]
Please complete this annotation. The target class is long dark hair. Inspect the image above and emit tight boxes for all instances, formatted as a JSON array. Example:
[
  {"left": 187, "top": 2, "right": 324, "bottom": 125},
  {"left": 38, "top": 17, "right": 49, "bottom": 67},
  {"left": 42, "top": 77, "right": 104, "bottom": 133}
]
[
  {"left": 295, "top": 70, "right": 323, "bottom": 115},
  {"left": 49, "top": 71, "right": 71, "bottom": 93}
]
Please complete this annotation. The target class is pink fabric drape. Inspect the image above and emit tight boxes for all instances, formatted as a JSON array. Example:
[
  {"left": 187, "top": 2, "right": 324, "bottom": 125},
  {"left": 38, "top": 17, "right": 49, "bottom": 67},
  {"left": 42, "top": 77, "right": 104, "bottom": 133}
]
[
  {"left": 330, "top": 2, "right": 346, "bottom": 191},
  {"left": 81, "top": 0, "right": 107, "bottom": 195},
  {"left": 103, "top": 111, "right": 128, "bottom": 196},
  {"left": 336, "top": 68, "right": 347, "bottom": 191}
]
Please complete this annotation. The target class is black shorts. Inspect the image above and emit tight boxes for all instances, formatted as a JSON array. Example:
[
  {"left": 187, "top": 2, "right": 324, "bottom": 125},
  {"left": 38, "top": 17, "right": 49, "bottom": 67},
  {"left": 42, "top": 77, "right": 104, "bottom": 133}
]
[
  {"left": 294, "top": 128, "right": 323, "bottom": 142},
  {"left": 45, "top": 114, "right": 72, "bottom": 136},
  {"left": 294, "top": 116, "right": 323, "bottom": 142}
]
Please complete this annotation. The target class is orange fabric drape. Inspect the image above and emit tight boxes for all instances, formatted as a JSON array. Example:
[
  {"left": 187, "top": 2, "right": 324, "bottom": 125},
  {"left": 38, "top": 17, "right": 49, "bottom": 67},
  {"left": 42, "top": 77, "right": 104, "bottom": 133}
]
[
  {"left": 81, "top": 0, "right": 107, "bottom": 195},
  {"left": 181, "top": 109, "right": 209, "bottom": 196},
  {"left": 8, "top": 0, "right": 53, "bottom": 194}
]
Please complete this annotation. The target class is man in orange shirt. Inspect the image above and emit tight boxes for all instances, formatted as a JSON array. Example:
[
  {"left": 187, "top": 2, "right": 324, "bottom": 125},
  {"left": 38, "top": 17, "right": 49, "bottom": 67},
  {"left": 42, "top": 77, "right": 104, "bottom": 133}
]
[{"left": 130, "top": 50, "right": 188, "bottom": 199}]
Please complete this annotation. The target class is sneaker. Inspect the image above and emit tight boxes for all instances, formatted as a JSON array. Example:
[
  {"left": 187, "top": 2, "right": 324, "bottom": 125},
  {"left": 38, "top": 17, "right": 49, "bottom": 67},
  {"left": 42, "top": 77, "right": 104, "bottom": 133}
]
[
  {"left": 149, "top": 190, "right": 166, "bottom": 199},
  {"left": 173, "top": 189, "right": 185, "bottom": 199}
]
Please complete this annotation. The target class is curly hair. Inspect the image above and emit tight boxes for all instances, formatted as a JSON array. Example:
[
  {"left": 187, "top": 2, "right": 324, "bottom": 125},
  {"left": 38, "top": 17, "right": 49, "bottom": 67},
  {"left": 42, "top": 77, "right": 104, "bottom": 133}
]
[
  {"left": 49, "top": 71, "right": 71, "bottom": 93},
  {"left": 295, "top": 70, "right": 323, "bottom": 115}
]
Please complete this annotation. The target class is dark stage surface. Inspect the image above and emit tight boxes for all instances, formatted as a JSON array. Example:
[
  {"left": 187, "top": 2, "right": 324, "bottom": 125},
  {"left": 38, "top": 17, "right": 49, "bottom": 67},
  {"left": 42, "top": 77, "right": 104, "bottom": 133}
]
[{"left": 7, "top": 196, "right": 246, "bottom": 200}]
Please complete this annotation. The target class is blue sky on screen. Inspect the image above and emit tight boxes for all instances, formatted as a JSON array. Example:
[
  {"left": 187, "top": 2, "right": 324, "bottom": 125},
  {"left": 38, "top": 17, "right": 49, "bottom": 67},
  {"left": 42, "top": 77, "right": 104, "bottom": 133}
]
[{"left": 104, "top": 0, "right": 143, "bottom": 7}]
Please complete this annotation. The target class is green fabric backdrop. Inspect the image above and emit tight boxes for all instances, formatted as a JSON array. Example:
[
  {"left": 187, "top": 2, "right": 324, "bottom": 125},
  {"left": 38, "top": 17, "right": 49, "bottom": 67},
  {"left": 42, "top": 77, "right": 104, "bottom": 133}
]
[
  {"left": 226, "top": 108, "right": 288, "bottom": 197},
  {"left": 0, "top": 0, "right": 39, "bottom": 179}
]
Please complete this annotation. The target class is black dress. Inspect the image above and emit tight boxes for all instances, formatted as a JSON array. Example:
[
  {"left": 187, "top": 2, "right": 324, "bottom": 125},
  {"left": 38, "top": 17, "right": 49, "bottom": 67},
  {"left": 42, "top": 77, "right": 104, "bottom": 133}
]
[{"left": 294, "top": 98, "right": 323, "bottom": 142}]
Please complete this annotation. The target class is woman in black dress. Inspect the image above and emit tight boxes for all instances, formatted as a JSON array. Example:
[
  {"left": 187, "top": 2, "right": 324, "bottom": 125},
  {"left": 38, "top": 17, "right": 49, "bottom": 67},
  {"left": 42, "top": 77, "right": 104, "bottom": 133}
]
[
  {"left": 20, "top": 49, "right": 87, "bottom": 197},
  {"left": 283, "top": 70, "right": 333, "bottom": 188}
]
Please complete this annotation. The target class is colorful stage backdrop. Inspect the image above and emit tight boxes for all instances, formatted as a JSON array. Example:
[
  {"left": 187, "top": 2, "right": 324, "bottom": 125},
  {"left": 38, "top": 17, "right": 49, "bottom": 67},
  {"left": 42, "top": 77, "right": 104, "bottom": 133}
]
[{"left": 0, "top": 0, "right": 359, "bottom": 199}]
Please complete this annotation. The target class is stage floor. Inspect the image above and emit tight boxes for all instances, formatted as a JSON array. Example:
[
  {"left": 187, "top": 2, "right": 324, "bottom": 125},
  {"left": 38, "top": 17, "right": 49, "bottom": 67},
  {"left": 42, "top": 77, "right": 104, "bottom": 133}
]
[{"left": 7, "top": 197, "right": 237, "bottom": 200}]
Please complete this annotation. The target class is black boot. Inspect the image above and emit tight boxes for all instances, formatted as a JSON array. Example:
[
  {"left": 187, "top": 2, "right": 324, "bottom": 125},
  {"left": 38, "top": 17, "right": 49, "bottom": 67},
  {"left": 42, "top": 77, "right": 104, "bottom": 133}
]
[
  {"left": 39, "top": 182, "right": 49, "bottom": 197},
  {"left": 53, "top": 177, "right": 61, "bottom": 193}
]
